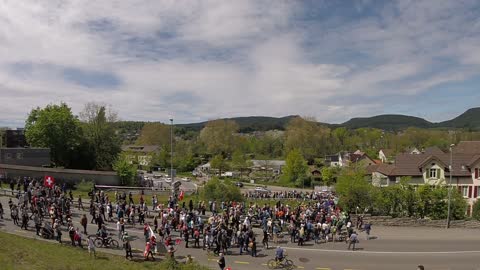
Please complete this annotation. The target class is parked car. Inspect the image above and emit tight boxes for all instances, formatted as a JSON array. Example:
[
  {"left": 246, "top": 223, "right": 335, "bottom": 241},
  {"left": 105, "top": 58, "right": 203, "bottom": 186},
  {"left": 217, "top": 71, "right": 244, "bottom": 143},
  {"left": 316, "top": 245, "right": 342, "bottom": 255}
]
[
  {"left": 235, "top": 182, "right": 244, "bottom": 188},
  {"left": 254, "top": 187, "right": 270, "bottom": 193},
  {"left": 181, "top": 177, "right": 191, "bottom": 182}
]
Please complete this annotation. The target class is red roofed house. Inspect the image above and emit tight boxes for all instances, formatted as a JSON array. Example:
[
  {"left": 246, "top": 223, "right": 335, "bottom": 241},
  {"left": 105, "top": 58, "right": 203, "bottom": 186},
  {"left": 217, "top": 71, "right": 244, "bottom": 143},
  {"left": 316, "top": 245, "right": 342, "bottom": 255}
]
[{"left": 368, "top": 142, "right": 480, "bottom": 216}]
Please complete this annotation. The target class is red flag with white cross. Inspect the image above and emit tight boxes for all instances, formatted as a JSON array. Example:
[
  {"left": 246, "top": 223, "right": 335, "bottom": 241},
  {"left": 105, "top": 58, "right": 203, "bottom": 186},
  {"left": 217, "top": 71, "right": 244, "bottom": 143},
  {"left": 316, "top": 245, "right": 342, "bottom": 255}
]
[{"left": 44, "top": 175, "right": 55, "bottom": 188}]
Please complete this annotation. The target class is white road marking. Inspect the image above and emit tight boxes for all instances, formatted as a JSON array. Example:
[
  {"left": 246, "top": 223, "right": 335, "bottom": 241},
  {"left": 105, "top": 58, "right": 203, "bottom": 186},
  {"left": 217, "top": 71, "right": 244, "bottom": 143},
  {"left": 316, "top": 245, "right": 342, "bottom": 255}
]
[{"left": 284, "top": 246, "right": 480, "bottom": 255}]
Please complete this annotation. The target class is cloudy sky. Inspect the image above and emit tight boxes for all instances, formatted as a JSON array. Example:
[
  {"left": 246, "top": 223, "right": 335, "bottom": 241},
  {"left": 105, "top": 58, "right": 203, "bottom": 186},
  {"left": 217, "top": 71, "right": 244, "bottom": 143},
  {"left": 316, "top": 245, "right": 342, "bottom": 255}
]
[{"left": 1, "top": 0, "right": 480, "bottom": 127}]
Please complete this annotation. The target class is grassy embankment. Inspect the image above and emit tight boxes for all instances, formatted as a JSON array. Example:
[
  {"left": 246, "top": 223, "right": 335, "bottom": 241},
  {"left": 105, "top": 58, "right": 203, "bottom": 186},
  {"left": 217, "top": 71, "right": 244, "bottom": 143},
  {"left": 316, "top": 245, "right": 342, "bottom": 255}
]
[{"left": 0, "top": 231, "right": 209, "bottom": 270}]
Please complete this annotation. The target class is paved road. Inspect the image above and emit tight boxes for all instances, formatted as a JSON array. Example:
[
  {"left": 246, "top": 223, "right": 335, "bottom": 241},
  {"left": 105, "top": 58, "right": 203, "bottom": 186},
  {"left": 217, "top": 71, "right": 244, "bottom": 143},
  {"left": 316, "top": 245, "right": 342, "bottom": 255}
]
[{"left": 1, "top": 195, "right": 480, "bottom": 270}]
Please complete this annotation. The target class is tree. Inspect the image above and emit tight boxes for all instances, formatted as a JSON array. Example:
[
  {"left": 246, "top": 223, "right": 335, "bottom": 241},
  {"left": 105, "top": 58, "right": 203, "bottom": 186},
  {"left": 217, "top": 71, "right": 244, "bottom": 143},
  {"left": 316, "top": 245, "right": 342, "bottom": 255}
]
[
  {"left": 320, "top": 166, "right": 336, "bottom": 186},
  {"left": 136, "top": 122, "right": 171, "bottom": 147},
  {"left": 335, "top": 168, "right": 373, "bottom": 212},
  {"left": 284, "top": 117, "right": 331, "bottom": 162},
  {"left": 79, "top": 103, "right": 121, "bottom": 170},
  {"left": 281, "top": 149, "right": 308, "bottom": 187},
  {"left": 201, "top": 177, "right": 243, "bottom": 202},
  {"left": 231, "top": 150, "right": 248, "bottom": 179},
  {"left": 199, "top": 120, "right": 239, "bottom": 156},
  {"left": 332, "top": 127, "right": 348, "bottom": 148},
  {"left": 113, "top": 154, "right": 137, "bottom": 186},
  {"left": 25, "top": 103, "right": 82, "bottom": 168},
  {"left": 210, "top": 154, "right": 229, "bottom": 176}
]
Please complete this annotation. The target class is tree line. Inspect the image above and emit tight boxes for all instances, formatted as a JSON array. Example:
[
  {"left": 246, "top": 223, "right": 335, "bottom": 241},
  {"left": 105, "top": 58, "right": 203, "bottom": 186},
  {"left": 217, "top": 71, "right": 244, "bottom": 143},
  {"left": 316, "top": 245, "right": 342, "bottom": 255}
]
[{"left": 24, "top": 102, "right": 480, "bottom": 183}]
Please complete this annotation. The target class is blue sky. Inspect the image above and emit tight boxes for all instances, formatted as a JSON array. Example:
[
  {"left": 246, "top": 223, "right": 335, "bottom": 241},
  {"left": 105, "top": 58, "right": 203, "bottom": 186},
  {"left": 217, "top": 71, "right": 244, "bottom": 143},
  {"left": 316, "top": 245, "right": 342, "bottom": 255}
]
[{"left": 0, "top": 0, "right": 479, "bottom": 127}]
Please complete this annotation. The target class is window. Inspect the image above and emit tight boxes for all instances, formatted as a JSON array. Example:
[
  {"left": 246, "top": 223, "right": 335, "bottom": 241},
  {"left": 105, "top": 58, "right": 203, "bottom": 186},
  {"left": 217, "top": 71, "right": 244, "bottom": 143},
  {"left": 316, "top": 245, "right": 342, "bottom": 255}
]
[
  {"left": 428, "top": 168, "right": 439, "bottom": 179},
  {"left": 462, "top": 186, "right": 469, "bottom": 197},
  {"left": 477, "top": 186, "right": 480, "bottom": 198}
]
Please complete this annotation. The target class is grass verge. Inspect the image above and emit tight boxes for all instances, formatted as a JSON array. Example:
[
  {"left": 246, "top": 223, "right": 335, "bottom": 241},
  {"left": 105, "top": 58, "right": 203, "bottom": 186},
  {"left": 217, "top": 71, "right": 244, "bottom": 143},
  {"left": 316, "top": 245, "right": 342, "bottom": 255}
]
[{"left": 0, "top": 231, "right": 208, "bottom": 270}]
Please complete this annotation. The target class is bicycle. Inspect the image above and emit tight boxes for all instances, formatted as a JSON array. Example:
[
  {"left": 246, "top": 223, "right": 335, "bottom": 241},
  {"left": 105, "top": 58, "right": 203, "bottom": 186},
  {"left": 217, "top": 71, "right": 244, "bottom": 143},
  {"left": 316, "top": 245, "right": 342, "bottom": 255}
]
[
  {"left": 267, "top": 255, "right": 294, "bottom": 270},
  {"left": 94, "top": 236, "right": 119, "bottom": 249}
]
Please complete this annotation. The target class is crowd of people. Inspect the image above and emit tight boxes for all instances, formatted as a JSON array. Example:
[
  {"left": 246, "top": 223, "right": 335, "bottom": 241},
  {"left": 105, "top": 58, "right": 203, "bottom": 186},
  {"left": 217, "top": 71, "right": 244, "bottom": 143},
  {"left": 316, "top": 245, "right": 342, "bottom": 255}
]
[
  {"left": 0, "top": 176, "right": 374, "bottom": 270},
  {"left": 244, "top": 190, "right": 336, "bottom": 201}
]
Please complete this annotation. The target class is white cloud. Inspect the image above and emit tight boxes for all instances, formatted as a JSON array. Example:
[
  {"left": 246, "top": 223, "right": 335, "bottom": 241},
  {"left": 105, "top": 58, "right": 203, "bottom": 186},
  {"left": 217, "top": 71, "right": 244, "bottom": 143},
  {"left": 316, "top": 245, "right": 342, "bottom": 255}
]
[{"left": 0, "top": 0, "right": 479, "bottom": 127}]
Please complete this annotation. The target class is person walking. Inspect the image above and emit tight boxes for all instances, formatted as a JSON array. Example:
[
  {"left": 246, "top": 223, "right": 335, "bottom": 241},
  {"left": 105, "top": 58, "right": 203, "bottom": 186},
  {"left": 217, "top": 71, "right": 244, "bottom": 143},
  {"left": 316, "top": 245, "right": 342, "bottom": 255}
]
[
  {"left": 250, "top": 237, "right": 257, "bottom": 257},
  {"left": 123, "top": 232, "right": 133, "bottom": 260},
  {"left": 364, "top": 222, "right": 372, "bottom": 240},
  {"left": 348, "top": 231, "right": 358, "bottom": 251},
  {"left": 81, "top": 214, "right": 88, "bottom": 235},
  {"left": 217, "top": 252, "right": 226, "bottom": 270},
  {"left": 68, "top": 223, "right": 76, "bottom": 246},
  {"left": 87, "top": 236, "right": 96, "bottom": 258},
  {"left": 54, "top": 220, "right": 62, "bottom": 243}
]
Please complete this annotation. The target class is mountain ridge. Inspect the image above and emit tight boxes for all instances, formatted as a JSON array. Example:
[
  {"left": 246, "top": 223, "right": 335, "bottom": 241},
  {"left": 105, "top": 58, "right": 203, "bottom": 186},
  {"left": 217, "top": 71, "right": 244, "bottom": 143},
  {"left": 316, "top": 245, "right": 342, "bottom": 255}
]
[{"left": 115, "top": 107, "right": 480, "bottom": 136}]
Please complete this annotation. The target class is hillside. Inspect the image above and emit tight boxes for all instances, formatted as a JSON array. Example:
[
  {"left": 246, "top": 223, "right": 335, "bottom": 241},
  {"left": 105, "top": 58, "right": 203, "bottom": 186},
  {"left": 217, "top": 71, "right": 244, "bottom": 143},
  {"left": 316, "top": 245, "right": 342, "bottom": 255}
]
[
  {"left": 341, "top": 114, "right": 433, "bottom": 130},
  {"left": 436, "top": 107, "right": 480, "bottom": 130},
  {"left": 177, "top": 115, "right": 300, "bottom": 132},
  {"left": 113, "top": 108, "right": 480, "bottom": 141}
]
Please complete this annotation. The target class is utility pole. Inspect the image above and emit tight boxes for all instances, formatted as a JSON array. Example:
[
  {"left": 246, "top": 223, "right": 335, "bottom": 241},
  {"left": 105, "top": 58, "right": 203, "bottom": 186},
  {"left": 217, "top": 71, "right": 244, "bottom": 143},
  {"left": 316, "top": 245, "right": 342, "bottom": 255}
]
[
  {"left": 170, "top": 116, "right": 174, "bottom": 197},
  {"left": 446, "top": 144, "right": 454, "bottom": 229}
]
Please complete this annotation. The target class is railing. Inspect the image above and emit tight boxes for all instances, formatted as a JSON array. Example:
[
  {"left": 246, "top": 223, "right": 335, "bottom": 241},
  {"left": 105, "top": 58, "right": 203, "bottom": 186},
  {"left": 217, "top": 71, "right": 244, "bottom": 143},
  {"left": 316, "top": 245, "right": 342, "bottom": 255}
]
[{"left": 0, "top": 188, "right": 23, "bottom": 197}]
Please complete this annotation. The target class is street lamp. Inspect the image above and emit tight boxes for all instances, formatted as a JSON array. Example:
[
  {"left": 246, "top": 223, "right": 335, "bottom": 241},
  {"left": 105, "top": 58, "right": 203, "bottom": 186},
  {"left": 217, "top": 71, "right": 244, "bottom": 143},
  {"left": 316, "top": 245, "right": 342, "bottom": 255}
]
[
  {"left": 446, "top": 143, "right": 454, "bottom": 229},
  {"left": 169, "top": 116, "right": 174, "bottom": 196}
]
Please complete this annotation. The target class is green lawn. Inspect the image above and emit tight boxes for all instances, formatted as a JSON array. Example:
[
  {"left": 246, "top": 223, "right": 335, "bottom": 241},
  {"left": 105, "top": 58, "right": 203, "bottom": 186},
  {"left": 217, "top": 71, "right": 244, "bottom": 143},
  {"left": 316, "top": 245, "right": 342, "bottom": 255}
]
[{"left": 0, "top": 231, "right": 208, "bottom": 270}]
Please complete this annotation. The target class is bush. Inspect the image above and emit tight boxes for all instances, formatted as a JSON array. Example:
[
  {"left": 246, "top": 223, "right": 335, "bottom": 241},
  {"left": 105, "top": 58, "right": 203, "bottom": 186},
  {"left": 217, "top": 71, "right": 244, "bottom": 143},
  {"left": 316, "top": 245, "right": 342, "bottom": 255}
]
[
  {"left": 75, "top": 180, "right": 94, "bottom": 193},
  {"left": 201, "top": 177, "right": 243, "bottom": 202},
  {"left": 473, "top": 200, "right": 480, "bottom": 221}
]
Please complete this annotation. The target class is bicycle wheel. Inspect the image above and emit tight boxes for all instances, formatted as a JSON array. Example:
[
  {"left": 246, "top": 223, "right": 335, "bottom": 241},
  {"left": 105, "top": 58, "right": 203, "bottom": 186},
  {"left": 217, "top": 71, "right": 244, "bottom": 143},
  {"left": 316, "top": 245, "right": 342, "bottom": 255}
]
[
  {"left": 284, "top": 260, "right": 294, "bottom": 270},
  {"left": 267, "top": 259, "right": 277, "bottom": 269},
  {"left": 94, "top": 238, "right": 103, "bottom": 248},
  {"left": 110, "top": 239, "right": 119, "bottom": 248}
]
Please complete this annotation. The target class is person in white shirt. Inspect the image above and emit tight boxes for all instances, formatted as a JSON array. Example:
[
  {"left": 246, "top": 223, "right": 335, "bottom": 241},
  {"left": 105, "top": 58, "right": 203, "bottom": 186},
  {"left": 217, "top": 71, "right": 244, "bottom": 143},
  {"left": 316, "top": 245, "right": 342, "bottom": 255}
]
[{"left": 87, "top": 236, "right": 96, "bottom": 258}]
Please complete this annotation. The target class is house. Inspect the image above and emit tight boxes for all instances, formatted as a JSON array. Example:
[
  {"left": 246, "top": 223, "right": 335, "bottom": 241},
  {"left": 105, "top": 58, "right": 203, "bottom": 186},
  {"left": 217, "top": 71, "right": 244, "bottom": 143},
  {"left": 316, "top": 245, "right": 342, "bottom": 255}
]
[
  {"left": 121, "top": 145, "right": 160, "bottom": 168},
  {"left": 367, "top": 142, "right": 480, "bottom": 216},
  {"left": 0, "top": 148, "right": 50, "bottom": 167},
  {"left": 326, "top": 151, "right": 375, "bottom": 168},
  {"left": 0, "top": 128, "right": 28, "bottom": 148},
  {"left": 325, "top": 154, "right": 340, "bottom": 167},
  {"left": 250, "top": 160, "right": 286, "bottom": 175},
  {"left": 378, "top": 149, "right": 394, "bottom": 163}
]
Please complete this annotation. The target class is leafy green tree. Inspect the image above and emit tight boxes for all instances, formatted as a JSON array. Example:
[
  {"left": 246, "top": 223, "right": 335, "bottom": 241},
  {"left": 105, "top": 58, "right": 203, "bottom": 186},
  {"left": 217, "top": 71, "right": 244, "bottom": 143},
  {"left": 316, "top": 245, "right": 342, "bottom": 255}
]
[
  {"left": 281, "top": 149, "right": 308, "bottom": 186},
  {"left": 79, "top": 103, "right": 121, "bottom": 170},
  {"left": 25, "top": 103, "right": 82, "bottom": 168},
  {"left": 201, "top": 177, "right": 243, "bottom": 202},
  {"left": 231, "top": 150, "right": 249, "bottom": 179},
  {"left": 210, "top": 154, "right": 229, "bottom": 176},
  {"left": 336, "top": 168, "right": 373, "bottom": 212},
  {"left": 199, "top": 119, "right": 239, "bottom": 156},
  {"left": 284, "top": 117, "right": 331, "bottom": 162},
  {"left": 320, "top": 166, "right": 336, "bottom": 186},
  {"left": 136, "top": 122, "right": 171, "bottom": 148},
  {"left": 332, "top": 127, "right": 348, "bottom": 148},
  {"left": 113, "top": 154, "right": 137, "bottom": 186}
]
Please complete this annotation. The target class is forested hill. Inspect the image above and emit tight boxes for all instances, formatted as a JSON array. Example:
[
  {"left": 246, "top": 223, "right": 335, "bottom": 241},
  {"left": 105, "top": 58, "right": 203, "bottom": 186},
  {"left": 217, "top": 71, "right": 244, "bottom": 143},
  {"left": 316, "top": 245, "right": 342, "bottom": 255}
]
[
  {"left": 436, "top": 108, "right": 480, "bottom": 130},
  {"left": 114, "top": 107, "right": 480, "bottom": 141},
  {"left": 341, "top": 115, "right": 433, "bottom": 130},
  {"left": 177, "top": 115, "right": 300, "bottom": 132}
]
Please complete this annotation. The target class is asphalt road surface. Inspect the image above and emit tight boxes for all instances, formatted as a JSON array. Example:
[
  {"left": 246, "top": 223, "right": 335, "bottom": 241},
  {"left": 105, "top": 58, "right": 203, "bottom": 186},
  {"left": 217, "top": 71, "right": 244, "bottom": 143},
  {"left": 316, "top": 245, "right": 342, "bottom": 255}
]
[{"left": 1, "top": 195, "right": 480, "bottom": 270}]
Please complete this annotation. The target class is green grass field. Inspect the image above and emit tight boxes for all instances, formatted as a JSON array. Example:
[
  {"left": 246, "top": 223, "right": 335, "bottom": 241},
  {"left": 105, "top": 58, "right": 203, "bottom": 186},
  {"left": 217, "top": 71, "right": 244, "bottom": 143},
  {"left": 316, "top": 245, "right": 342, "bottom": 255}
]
[{"left": 0, "top": 231, "right": 209, "bottom": 270}]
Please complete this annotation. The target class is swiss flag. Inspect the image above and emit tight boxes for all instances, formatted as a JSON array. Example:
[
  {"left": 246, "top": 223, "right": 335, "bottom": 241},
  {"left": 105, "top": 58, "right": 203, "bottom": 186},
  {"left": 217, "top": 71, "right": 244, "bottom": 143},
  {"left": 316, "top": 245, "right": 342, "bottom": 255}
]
[{"left": 44, "top": 175, "right": 55, "bottom": 188}]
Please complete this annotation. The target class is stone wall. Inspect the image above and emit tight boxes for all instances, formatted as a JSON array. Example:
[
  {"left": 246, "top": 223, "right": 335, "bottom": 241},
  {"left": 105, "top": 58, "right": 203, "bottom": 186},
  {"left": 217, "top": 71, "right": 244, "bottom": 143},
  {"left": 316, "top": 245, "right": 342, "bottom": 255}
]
[{"left": 352, "top": 214, "right": 480, "bottom": 229}]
